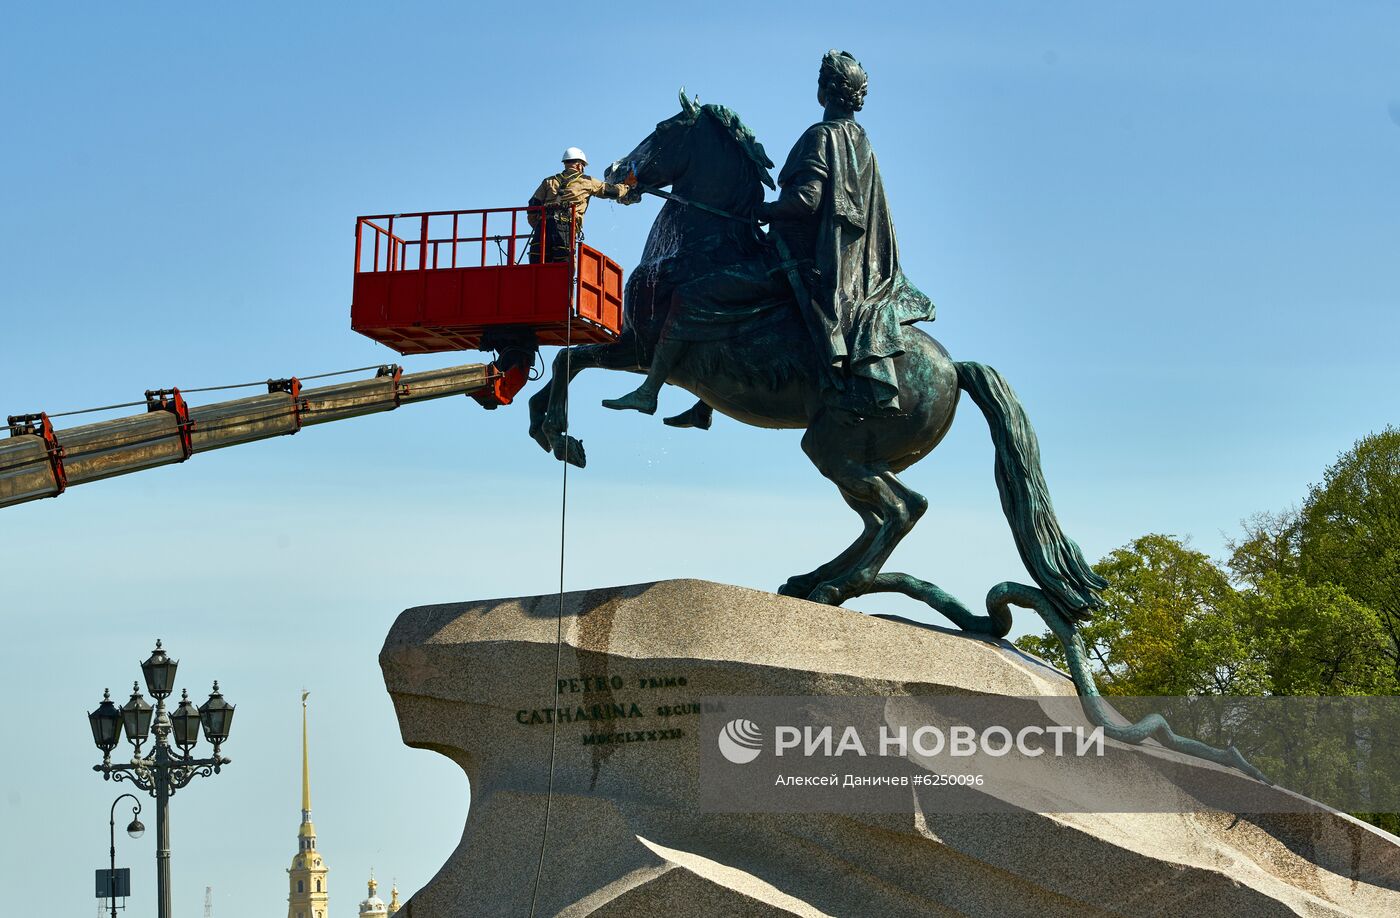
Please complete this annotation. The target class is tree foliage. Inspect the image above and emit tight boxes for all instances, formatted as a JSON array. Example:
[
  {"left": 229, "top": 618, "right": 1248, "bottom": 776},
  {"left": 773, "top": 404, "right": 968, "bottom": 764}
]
[
  {"left": 1015, "top": 429, "right": 1400, "bottom": 830},
  {"left": 1018, "top": 429, "right": 1400, "bottom": 698},
  {"left": 1017, "top": 535, "right": 1259, "bottom": 694},
  {"left": 1015, "top": 535, "right": 1392, "bottom": 696},
  {"left": 1297, "top": 427, "right": 1400, "bottom": 685}
]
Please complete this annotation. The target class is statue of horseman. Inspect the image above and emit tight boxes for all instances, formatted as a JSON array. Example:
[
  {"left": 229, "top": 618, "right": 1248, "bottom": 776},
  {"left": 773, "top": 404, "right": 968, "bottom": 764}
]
[{"left": 604, "top": 50, "right": 933, "bottom": 419}]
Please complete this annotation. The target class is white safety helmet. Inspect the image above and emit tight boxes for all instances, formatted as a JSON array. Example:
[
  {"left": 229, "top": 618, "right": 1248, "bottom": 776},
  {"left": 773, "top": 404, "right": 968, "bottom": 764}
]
[{"left": 561, "top": 147, "right": 588, "bottom": 165}]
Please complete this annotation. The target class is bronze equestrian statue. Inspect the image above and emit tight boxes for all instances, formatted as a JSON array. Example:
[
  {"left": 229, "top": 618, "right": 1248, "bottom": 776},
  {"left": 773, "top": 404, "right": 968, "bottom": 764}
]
[{"left": 527, "top": 52, "right": 1266, "bottom": 780}]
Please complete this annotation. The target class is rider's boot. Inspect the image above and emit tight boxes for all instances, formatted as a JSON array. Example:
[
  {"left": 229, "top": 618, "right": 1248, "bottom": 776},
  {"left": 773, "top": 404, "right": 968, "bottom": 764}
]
[
  {"left": 601, "top": 379, "right": 661, "bottom": 414},
  {"left": 603, "top": 338, "right": 682, "bottom": 414},
  {"left": 663, "top": 400, "right": 713, "bottom": 430}
]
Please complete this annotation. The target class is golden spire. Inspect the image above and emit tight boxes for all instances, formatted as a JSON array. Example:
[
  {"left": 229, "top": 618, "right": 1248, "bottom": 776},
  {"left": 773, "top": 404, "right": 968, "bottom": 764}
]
[
  {"left": 297, "top": 691, "right": 317, "bottom": 847},
  {"left": 288, "top": 691, "right": 327, "bottom": 918},
  {"left": 301, "top": 690, "right": 311, "bottom": 822},
  {"left": 388, "top": 881, "right": 401, "bottom": 914}
]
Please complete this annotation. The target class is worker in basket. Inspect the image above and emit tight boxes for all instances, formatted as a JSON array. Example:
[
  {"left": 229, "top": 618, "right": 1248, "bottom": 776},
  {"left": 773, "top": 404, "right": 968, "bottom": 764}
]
[{"left": 528, "top": 147, "right": 638, "bottom": 263}]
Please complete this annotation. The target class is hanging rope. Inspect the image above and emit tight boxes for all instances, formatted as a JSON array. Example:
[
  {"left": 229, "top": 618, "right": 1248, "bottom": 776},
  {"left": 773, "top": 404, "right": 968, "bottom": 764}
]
[{"left": 529, "top": 234, "right": 576, "bottom": 918}]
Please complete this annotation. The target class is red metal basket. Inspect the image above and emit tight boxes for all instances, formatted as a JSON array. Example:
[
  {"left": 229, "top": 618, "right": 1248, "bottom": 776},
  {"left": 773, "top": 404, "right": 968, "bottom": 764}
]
[{"left": 350, "top": 206, "right": 623, "bottom": 355}]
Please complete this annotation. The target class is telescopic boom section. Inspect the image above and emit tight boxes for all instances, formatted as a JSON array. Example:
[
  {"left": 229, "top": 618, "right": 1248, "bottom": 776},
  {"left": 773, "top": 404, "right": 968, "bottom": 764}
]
[{"left": 0, "top": 363, "right": 495, "bottom": 510}]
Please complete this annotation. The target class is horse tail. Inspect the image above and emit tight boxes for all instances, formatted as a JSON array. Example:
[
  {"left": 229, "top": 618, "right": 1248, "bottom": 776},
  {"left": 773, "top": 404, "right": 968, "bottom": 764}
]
[
  {"left": 955, "top": 362, "right": 1107, "bottom": 622},
  {"left": 946, "top": 363, "right": 1266, "bottom": 781}
]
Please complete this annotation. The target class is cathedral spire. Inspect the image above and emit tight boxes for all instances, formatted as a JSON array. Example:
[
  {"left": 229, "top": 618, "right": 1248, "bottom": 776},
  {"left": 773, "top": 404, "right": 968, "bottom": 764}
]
[
  {"left": 288, "top": 691, "right": 328, "bottom": 918},
  {"left": 301, "top": 690, "right": 312, "bottom": 824}
]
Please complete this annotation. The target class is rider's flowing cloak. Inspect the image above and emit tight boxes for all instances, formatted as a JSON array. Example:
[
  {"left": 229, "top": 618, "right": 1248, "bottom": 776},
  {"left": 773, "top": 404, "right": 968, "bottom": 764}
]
[{"left": 779, "top": 118, "right": 934, "bottom": 412}]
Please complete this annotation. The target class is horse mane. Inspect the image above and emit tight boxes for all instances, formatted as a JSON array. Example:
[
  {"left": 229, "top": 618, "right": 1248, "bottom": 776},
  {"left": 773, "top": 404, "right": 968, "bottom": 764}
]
[
  {"left": 628, "top": 100, "right": 780, "bottom": 333},
  {"left": 699, "top": 104, "right": 777, "bottom": 190}
]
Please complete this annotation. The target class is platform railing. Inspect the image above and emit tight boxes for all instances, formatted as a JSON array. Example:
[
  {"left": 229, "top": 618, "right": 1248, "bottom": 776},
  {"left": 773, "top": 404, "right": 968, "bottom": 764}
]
[{"left": 355, "top": 206, "right": 577, "bottom": 273}]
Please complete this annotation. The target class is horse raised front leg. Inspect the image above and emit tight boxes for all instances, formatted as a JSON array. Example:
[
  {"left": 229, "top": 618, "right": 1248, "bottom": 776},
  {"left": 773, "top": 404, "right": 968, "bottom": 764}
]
[
  {"left": 528, "top": 335, "right": 641, "bottom": 468},
  {"left": 531, "top": 345, "right": 596, "bottom": 468}
]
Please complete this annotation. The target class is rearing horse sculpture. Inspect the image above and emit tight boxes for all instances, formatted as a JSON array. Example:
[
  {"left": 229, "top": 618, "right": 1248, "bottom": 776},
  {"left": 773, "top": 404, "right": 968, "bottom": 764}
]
[{"left": 527, "top": 93, "right": 1266, "bottom": 780}]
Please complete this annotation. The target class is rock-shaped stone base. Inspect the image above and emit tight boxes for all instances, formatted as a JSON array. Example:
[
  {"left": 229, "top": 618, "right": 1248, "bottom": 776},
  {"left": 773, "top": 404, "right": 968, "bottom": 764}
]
[{"left": 380, "top": 580, "right": 1400, "bottom": 917}]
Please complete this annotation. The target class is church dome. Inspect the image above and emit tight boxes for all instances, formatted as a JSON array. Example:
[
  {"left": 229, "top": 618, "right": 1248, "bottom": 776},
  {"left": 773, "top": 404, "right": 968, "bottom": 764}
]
[{"left": 359, "top": 877, "right": 388, "bottom": 917}]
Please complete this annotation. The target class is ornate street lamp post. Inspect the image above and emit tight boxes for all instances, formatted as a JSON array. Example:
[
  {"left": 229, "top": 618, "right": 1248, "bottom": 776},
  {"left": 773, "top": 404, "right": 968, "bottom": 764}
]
[{"left": 87, "top": 641, "right": 234, "bottom": 918}]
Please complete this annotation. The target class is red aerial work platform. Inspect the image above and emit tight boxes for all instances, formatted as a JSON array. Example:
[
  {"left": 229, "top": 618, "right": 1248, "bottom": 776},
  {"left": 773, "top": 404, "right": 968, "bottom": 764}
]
[{"left": 350, "top": 205, "right": 624, "bottom": 355}]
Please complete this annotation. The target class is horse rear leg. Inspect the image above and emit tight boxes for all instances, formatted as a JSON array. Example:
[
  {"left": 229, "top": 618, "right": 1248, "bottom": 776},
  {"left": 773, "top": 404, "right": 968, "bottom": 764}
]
[
  {"left": 798, "top": 420, "right": 929, "bottom": 605},
  {"left": 779, "top": 486, "right": 880, "bottom": 598},
  {"left": 809, "top": 469, "right": 927, "bottom": 606}
]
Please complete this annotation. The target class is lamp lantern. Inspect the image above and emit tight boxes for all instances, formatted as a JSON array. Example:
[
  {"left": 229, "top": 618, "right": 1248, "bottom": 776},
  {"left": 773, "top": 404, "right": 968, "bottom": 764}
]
[
  {"left": 121, "top": 682, "right": 153, "bottom": 749},
  {"left": 198, "top": 681, "right": 235, "bottom": 745},
  {"left": 139, "top": 640, "right": 177, "bottom": 700},
  {"left": 170, "top": 689, "right": 201, "bottom": 750},
  {"left": 88, "top": 689, "right": 123, "bottom": 753}
]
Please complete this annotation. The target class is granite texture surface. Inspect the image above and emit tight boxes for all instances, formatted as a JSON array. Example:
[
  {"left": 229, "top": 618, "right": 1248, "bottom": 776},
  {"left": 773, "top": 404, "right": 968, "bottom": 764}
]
[{"left": 380, "top": 579, "right": 1400, "bottom": 917}]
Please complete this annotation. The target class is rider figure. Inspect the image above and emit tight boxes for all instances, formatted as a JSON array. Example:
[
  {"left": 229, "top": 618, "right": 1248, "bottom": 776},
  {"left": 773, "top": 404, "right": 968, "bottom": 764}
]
[
  {"left": 529, "top": 147, "right": 636, "bottom": 264},
  {"left": 603, "top": 50, "right": 933, "bottom": 418}
]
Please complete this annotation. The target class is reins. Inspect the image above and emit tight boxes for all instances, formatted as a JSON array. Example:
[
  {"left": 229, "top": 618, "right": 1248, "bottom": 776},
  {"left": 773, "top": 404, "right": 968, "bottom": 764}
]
[{"left": 635, "top": 184, "right": 752, "bottom": 223}]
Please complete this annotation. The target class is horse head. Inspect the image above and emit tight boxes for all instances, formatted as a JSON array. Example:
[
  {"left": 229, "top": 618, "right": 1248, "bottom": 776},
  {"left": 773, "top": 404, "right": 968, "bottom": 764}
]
[
  {"left": 607, "top": 90, "right": 777, "bottom": 333},
  {"left": 605, "top": 89, "right": 775, "bottom": 211}
]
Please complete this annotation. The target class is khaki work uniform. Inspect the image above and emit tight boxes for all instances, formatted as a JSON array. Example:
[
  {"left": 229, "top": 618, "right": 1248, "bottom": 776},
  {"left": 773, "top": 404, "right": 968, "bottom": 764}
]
[{"left": 528, "top": 171, "right": 633, "bottom": 263}]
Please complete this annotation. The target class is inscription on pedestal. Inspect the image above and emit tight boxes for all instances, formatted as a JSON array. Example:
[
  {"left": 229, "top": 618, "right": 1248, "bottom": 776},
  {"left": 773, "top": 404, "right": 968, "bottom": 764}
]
[{"left": 513, "top": 671, "right": 720, "bottom": 745}]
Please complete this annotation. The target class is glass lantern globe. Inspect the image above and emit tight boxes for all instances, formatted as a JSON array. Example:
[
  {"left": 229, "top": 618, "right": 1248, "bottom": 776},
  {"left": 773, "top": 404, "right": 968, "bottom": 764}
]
[
  {"left": 87, "top": 689, "right": 123, "bottom": 753},
  {"left": 199, "top": 681, "right": 235, "bottom": 745},
  {"left": 170, "top": 690, "right": 202, "bottom": 751},
  {"left": 140, "top": 640, "right": 178, "bottom": 701},
  {"left": 121, "top": 682, "right": 153, "bottom": 749}
]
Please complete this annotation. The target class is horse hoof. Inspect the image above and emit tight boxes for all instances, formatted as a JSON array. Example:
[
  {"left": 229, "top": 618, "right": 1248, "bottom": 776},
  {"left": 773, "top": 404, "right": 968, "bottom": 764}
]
[
  {"left": 807, "top": 584, "right": 843, "bottom": 606},
  {"left": 567, "top": 441, "right": 588, "bottom": 468},
  {"left": 779, "top": 573, "right": 821, "bottom": 597},
  {"left": 552, "top": 435, "right": 587, "bottom": 468}
]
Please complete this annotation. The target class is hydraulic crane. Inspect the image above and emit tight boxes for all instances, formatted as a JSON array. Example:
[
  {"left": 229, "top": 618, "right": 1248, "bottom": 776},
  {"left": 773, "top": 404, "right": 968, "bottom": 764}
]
[{"left": 2, "top": 203, "right": 624, "bottom": 511}]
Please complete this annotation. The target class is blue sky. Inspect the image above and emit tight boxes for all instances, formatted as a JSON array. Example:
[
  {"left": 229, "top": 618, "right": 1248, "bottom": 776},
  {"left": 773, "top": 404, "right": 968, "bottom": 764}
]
[{"left": 2, "top": 3, "right": 1398, "bottom": 914}]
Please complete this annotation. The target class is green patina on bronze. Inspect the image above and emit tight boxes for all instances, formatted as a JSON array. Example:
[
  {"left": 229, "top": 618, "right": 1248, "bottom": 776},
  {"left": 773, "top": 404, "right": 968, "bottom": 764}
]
[{"left": 527, "top": 52, "right": 1265, "bottom": 781}]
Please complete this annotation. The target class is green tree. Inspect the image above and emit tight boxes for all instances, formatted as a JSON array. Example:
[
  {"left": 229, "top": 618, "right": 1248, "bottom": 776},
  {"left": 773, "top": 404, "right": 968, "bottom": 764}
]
[
  {"left": 1227, "top": 509, "right": 1302, "bottom": 586},
  {"left": 1016, "top": 535, "right": 1394, "bottom": 697},
  {"left": 1295, "top": 427, "right": 1400, "bottom": 686},
  {"left": 1014, "top": 533, "right": 1398, "bottom": 829},
  {"left": 1016, "top": 534, "right": 1265, "bottom": 695},
  {"left": 1241, "top": 573, "right": 1391, "bottom": 695},
  {"left": 1016, "top": 433, "right": 1400, "bottom": 830}
]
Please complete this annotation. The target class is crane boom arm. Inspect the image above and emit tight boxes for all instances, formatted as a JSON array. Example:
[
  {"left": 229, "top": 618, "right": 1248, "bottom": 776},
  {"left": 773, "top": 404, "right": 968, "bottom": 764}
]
[{"left": 1, "top": 362, "right": 496, "bottom": 509}]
